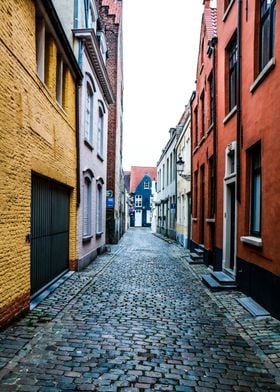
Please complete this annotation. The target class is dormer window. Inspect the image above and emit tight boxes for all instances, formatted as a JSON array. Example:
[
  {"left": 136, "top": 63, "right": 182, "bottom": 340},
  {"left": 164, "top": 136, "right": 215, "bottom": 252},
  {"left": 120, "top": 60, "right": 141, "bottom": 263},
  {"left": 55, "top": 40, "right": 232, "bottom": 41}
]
[{"left": 87, "top": 0, "right": 98, "bottom": 31}]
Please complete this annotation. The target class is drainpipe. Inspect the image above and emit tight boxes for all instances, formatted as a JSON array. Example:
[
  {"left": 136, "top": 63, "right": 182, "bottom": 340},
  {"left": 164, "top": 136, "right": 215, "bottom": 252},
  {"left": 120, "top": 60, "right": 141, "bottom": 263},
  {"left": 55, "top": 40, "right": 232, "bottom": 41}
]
[
  {"left": 210, "top": 36, "right": 217, "bottom": 216},
  {"left": 236, "top": 0, "right": 242, "bottom": 202},
  {"left": 210, "top": 36, "right": 218, "bottom": 266},
  {"left": 189, "top": 91, "right": 196, "bottom": 250},
  {"left": 76, "top": 82, "right": 81, "bottom": 207}
]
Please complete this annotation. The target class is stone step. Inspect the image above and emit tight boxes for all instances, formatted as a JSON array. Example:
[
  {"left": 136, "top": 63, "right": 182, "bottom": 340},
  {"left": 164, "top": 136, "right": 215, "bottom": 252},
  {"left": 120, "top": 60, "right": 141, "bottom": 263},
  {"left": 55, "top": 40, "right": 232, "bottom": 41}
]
[
  {"left": 194, "top": 248, "right": 204, "bottom": 255},
  {"left": 237, "top": 297, "right": 270, "bottom": 317},
  {"left": 202, "top": 274, "right": 221, "bottom": 289},
  {"left": 202, "top": 273, "right": 238, "bottom": 290},
  {"left": 210, "top": 271, "right": 237, "bottom": 286},
  {"left": 190, "top": 252, "right": 203, "bottom": 261},
  {"left": 188, "top": 257, "right": 204, "bottom": 265}
]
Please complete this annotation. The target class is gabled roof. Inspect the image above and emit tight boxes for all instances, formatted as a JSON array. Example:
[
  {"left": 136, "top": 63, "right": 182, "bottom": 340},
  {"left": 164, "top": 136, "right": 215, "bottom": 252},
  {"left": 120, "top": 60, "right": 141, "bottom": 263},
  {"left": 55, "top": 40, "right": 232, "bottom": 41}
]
[{"left": 130, "top": 166, "right": 157, "bottom": 193}]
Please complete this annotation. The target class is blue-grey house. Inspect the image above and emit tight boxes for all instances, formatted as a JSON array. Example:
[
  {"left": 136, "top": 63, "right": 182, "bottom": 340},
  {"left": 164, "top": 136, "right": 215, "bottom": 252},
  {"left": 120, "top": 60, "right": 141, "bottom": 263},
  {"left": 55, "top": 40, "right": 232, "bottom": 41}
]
[{"left": 129, "top": 167, "right": 156, "bottom": 228}]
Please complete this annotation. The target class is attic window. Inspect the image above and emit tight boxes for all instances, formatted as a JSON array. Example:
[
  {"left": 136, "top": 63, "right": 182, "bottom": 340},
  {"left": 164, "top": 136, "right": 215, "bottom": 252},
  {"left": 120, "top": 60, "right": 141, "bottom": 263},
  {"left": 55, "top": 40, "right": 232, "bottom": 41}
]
[{"left": 144, "top": 181, "right": 149, "bottom": 189}]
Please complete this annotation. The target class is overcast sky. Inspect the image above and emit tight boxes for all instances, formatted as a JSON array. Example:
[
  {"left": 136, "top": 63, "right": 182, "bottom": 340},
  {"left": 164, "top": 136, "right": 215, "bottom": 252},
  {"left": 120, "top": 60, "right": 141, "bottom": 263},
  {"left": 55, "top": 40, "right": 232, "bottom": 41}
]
[{"left": 122, "top": 1, "right": 204, "bottom": 171}]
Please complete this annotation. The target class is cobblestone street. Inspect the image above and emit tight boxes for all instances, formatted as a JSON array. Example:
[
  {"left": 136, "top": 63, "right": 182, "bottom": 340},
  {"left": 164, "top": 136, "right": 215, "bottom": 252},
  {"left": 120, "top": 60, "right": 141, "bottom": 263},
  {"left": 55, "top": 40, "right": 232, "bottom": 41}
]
[{"left": 0, "top": 228, "right": 280, "bottom": 391}]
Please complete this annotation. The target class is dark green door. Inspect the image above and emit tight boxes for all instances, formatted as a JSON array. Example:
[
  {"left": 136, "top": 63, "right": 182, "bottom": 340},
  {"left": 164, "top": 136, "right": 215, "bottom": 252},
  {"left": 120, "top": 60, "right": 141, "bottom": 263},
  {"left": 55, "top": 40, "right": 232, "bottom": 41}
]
[{"left": 31, "top": 175, "right": 70, "bottom": 296}]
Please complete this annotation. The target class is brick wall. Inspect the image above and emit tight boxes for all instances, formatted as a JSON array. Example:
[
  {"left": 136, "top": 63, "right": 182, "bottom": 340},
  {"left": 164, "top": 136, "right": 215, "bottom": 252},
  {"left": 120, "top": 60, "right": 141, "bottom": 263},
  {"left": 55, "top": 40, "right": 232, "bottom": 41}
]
[{"left": 0, "top": 0, "right": 78, "bottom": 327}]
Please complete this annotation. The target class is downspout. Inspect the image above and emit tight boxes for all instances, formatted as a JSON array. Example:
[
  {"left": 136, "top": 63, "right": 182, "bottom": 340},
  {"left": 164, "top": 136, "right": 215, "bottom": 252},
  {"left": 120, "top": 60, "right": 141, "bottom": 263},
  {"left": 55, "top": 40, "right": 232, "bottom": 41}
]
[
  {"left": 76, "top": 82, "right": 81, "bottom": 207},
  {"left": 237, "top": 0, "right": 242, "bottom": 202},
  {"left": 211, "top": 37, "right": 217, "bottom": 214},
  {"left": 210, "top": 36, "right": 218, "bottom": 266},
  {"left": 74, "top": 0, "right": 79, "bottom": 29},
  {"left": 189, "top": 91, "right": 196, "bottom": 250}
]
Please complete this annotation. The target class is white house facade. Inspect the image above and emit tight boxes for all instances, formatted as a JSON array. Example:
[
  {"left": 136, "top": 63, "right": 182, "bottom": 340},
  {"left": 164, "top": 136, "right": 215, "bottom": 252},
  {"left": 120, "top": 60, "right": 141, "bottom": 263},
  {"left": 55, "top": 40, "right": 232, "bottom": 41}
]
[
  {"left": 156, "top": 128, "right": 178, "bottom": 239},
  {"left": 54, "top": 0, "right": 114, "bottom": 270},
  {"left": 176, "top": 106, "right": 192, "bottom": 249}
]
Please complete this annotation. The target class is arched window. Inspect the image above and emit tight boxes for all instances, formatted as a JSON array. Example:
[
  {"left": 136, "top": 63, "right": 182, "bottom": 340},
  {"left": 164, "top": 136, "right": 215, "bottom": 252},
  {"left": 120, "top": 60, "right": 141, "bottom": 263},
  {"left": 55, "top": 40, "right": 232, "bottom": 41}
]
[
  {"left": 83, "top": 170, "right": 94, "bottom": 239},
  {"left": 96, "top": 179, "right": 104, "bottom": 234},
  {"left": 97, "top": 103, "right": 105, "bottom": 157},
  {"left": 85, "top": 82, "right": 94, "bottom": 145}
]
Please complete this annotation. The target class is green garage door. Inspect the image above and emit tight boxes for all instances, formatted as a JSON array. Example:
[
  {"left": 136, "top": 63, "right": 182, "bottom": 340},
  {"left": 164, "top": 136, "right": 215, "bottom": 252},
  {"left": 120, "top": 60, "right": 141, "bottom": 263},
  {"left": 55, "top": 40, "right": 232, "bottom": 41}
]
[{"left": 31, "top": 175, "right": 70, "bottom": 296}]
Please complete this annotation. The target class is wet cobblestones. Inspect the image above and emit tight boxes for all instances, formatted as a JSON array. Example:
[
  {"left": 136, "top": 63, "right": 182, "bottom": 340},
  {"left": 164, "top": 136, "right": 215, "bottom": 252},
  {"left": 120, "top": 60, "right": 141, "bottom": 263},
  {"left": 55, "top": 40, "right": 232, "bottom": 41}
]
[{"left": 0, "top": 228, "right": 280, "bottom": 391}]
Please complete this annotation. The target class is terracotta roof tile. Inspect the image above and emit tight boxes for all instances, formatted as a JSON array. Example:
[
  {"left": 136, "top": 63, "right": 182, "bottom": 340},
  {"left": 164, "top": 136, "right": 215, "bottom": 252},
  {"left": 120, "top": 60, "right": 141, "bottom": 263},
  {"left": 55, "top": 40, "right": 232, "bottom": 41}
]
[{"left": 130, "top": 166, "right": 157, "bottom": 193}]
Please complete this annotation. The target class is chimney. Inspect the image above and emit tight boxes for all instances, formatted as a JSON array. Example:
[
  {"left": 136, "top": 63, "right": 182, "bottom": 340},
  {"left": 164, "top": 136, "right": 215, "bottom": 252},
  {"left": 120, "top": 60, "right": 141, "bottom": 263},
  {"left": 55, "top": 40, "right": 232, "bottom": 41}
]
[{"left": 203, "top": 0, "right": 211, "bottom": 8}]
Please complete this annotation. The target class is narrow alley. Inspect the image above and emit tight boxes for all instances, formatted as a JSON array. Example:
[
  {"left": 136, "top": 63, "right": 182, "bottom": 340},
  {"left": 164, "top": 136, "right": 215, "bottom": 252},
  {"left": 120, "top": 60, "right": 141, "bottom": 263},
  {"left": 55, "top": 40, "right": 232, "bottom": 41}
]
[{"left": 0, "top": 228, "right": 279, "bottom": 391}]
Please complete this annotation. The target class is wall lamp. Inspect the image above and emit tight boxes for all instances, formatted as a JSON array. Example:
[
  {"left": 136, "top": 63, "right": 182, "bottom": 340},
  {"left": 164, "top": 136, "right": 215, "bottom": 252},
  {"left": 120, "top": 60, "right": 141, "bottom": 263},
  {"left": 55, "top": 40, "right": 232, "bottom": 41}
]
[{"left": 176, "top": 156, "right": 191, "bottom": 181}]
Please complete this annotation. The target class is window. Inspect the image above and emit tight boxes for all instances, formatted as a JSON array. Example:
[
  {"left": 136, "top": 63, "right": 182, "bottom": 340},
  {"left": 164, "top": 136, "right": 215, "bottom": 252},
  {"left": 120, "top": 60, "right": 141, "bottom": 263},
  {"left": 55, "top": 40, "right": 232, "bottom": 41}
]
[
  {"left": 250, "top": 144, "right": 261, "bottom": 236},
  {"left": 228, "top": 37, "right": 238, "bottom": 111},
  {"left": 96, "top": 184, "right": 103, "bottom": 234},
  {"left": 85, "top": 83, "right": 94, "bottom": 145},
  {"left": 36, "top": 15, "right": 52, "bottom": 87},
  {"left": 209, "top": 73, "right": 214, "bottom": 126},
  {"left": 170, "top": 152, "right": 173, "bottom": 183},
  {"left": 135, "top": 195, "right": 142, "bottom": 207},
  {"left": 194, "top": 171, "right": 198, "bottom": 217},
  {"left": 166, "top": 158, "right": 169, "bottom": 186},
  {"left": 36, "top": 8, "right": 68, "bottom": 110},
  {"left": 260, "top": 0, "right": 276, "bottom": 71},
  {"left": 194, "top": 107, "right": 198, "bottom": 146},
  {"left": 200, "top": 92, "right": 205, "bottom": 137},
  {"left": 200, "top": 38, "right": 204, "bottom": 66},
  {"left": 209, "top": 157, "right": 215, "bottom": 217},
  {"left": 97, "top": 31, "right": 107, "bottom": 64},
  {"left": 87, "top": 0, "right": 97, "bottom": 30},
  {"left": 98, "top": 106, "right": 104, "bottom": 157},
  {"left": 144, "top": 181, "right": 149, "bottom": 189},
  {"left": 56, "top": 54, "right": 67, "bottom": 107},
  {"left": 162, "top": 164, "right": 165, "bottom": 189},
  {"left": 83, "top": 177, "right": 92, "bottom": 238}
]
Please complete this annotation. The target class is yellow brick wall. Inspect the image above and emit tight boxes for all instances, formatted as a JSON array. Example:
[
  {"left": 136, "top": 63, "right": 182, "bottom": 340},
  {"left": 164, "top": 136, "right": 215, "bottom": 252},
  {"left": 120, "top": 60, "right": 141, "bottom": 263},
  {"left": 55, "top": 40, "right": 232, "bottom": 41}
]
[{"left": 0, "top": 0, "right": 77, "bottom": 323}]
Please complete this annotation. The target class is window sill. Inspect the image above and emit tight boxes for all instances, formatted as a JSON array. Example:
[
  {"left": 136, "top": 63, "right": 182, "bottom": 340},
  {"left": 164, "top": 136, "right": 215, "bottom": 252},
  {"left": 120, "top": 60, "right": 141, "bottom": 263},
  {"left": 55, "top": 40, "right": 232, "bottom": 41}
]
[
  {"left": 97, "top": 153, "right": 104, "bottom": 162},
  {"left": 56, "top": 101, "right": 67, "bottom": 117},
  {"left": 96, "top": 232, "right": 103, "bottom": 239},
  {"left": 84, "top": 139, "right": 94, "bottom": 150},
  {"left": 240, "top": 236, "right": 262, "bottom": 247},
  {"left": 207, "top": 123, "right": 214, "bottom": 134},
  {"left": 223, "top": 0, "right": 235, "bottom": 22},
  {"left": 199, "top": 135, "right": 206, "bottom": 146},
  {"left": 82, "top": 235, "right": 93, "bottom": 243},
  {"left": 192, "top": 146, "right": 199, "bottom": 154},
  {"left": 250, "top": 57, "right": 276, "bottom": 94},
  {"left": 192, "top": 218, "right": 198, "bottom": 222},
  {"left": 206, "top": 218, "right": 215, "bottom": 223},
  {"left": 223, "top": 105, "right": 237, "bottom": 124}
]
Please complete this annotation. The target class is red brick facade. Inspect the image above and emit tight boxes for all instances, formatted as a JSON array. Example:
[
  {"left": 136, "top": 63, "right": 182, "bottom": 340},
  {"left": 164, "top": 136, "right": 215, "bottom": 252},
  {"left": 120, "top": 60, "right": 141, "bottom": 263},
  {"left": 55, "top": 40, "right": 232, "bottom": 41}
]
[
  {"left": 98, "top": 0, "right": 124, "bottom": 244},
  {"left": 192, "top": 0, "right": 280, "bottom": 318}
]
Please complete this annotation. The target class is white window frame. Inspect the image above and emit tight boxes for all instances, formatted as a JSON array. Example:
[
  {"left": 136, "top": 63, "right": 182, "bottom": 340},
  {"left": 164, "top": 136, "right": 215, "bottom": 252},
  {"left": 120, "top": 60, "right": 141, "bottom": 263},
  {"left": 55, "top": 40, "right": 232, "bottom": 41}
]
[
  {"left": 96, "top": 183, "right": 103, "bottom": 234},
  {"left": 83, "top": 177, "right": 92, "bottom": 238},
  {"left": 144, "top": 181, "right": 149, "bottom": 189},
  {"left": 97, "top": 104, "right": 105, "bottom": 157},
  {"left": 87, "top": 0, "right": 98, "bottom": 31},
  {"left": 85, "top": 82, "right": 94, "bottom": 145},
  {"left": 36, "top": 16, "right": 46, "bottom": 82},
  {"left": 135, "top": 195, "right": 142, "bottom": 208}
]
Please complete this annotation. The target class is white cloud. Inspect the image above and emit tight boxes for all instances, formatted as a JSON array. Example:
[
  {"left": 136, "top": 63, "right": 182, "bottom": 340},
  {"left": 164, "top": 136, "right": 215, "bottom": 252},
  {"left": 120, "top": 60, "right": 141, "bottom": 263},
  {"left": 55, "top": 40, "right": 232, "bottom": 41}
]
[{"left": 122, "top": 0, "right": 203, "bottom": 170}]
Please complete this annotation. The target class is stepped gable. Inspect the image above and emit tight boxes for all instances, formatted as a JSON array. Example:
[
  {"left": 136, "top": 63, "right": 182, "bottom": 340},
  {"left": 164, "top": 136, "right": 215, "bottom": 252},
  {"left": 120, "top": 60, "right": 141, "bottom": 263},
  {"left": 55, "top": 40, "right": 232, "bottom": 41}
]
[{"left": 100, "top": 0, "right": 122, "bottom": 24}]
